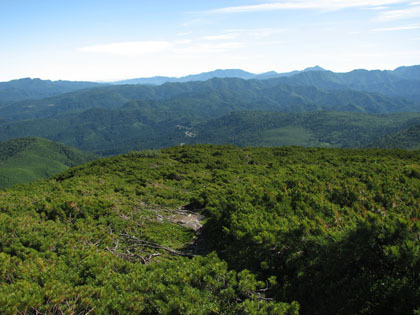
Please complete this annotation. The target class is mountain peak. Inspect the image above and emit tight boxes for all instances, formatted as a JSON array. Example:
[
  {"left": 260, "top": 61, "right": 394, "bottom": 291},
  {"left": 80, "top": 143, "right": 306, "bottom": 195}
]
[{"left": 303, "top": 65, "right": 326, "bottom": 72}]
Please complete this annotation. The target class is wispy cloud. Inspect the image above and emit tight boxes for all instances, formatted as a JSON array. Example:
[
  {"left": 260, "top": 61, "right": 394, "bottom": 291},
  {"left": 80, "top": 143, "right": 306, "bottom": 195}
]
[
  {"left": 172, "top": 42, "right": 245, "bottom": 54},
  {"left": 204, "top": 0, "right": 409, "bottom": 14},
  {"left": 79, "top": 41, "right": 172, "bottom": 55},
  {"left": 202, "top": 34, "right": 237, "bottom": 41},
  {"left": 225, "top": 28, "right": 286, "bottom": 37},
  {"left": 79, "top": 39, "right": 246, "bottom": 56},
  {"left": 176, "top": 31, "right": 193, "bottom": 37},
  {"left": 375, "top": 4, "right": 420, "bottom": 20},
  {"left": 173, "top": 39, "right": 193, "bottom": 45},
  {"left": 371, "top": 23, "right": 420, "bottom": 31},
  {"left": 200, "top": 28, "right": 285, "bottom": 42},
  {"left": 367, "top": 5, "right": 390, "bottom": 10}
]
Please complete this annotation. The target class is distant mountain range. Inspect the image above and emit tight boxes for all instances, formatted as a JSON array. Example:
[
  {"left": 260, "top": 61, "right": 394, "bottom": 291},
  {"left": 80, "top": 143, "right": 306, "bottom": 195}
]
[
  {"left": 275, "top": 67, "right": 420, "bottom": 101},
  {"left": 113, "top": 66, "right": 327, "bottom": 85},
  {"left": 1, "top": 64, "right": 418, "bottom": 102},
  {"left": 0, "top": 64, "right": 419, "bottom": 155},
  {"left": 0, "top": 74, "right": 417, "bottom": 122},
  {"left": 112, "top": 64, "right": 420, "bottom": 101}
]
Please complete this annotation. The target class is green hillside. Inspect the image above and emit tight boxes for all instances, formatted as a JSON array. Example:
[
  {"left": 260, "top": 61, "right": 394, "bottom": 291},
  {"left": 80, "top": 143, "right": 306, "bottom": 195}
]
[
  {"left": 370, "top": 124, "right": 420, "bottom": 149},
  {"left": 1, "top": 145, "right": 419, "bottom": 314},
  {"left": 191, "top": 111, "right": 420, "bottom": 148},
  {"left": 0, "top": 137, "right": 96, "bottom": 189},
  {"left": 0, "top": 75, "right": 418, "bottom": 156},
  {"left": 276, "top": 68, "right": 420, "bottom": 101},
  {"left": 0, "top": 78, "right": 104, "bottom": 105},
  {"left": 0, "top": 77, "right": 417, "bottom": 122},
  {"left": 113, "top": 65, "right": 420, "bottom": 95},
  {"left": 1, "top": 110, "right": 420, "bottom": 155}
]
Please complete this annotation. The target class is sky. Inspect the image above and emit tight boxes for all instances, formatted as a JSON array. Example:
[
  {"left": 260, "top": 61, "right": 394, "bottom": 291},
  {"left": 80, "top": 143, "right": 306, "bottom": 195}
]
[{"left": 0, "top": 0, "right": 419, "bottom": 81}]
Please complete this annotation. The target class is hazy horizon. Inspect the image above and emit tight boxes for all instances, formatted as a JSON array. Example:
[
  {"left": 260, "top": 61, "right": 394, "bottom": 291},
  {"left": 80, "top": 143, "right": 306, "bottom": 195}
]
[
  {"left": 2, "top": 64, "right": 420, "bottom": 83},
  {"left": 1, "top": 0, "right": 419, "bottom": 81}
]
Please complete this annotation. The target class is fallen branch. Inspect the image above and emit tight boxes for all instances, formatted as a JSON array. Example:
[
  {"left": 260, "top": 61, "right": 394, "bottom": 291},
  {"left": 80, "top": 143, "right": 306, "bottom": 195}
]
[{"left": 120, "top": 232, "right": 195, "bottom": 257}]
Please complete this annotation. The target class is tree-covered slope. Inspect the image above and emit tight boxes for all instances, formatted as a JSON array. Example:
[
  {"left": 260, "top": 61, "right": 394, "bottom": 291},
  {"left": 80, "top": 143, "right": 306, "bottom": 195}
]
[
  {"left": 393, "top": 65, "right": 420, "bottom": 81},
  {"left": 1, "top": 110, "right": 420, "bottom": 155},
  {"left": 0, "top": 77, "right": 417, "bottom": 122},
  {"left": 0, "top": 137, "right": 97, "bottom": 189},
  {"left": 1, "top": 145, "right": 419, "bottom": 314},
  {"left": 0, "top": 78, "right": 104, "bottom": 106},
  {"left": 0, "top": 106, "right": 185, "bottom": 154},
  {"left": 276, "top": 68, "right": 420, "bottom": 101},
  {"left": 369, "top": 124, "right": 420, "bottom": 149},
  {"left": 107, "top": 65, "right": 420, "bottom": 88},
  {"left": 191, "top": 111, "right": 420, "bottom": 148}
]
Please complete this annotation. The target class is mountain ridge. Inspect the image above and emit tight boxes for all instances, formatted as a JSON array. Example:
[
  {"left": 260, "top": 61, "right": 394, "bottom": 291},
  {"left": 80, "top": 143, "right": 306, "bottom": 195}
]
[
  {"left": 110, "top": 64, "right": 420, "bottom": 86},
  {"left": 0, "top": 64, "right": 419, "bottom": 156},
  {"left": 113, "top": 66, "right": 328, "bottom": 85},
  {"left": 0, "top": 76, "right": 416, "bottom": 122},
  {"left": 274, "top": 68, "right": 420, "bottom": 100},
  {"left": 0, "top": 78, "right": 106, "bottom": 106}
]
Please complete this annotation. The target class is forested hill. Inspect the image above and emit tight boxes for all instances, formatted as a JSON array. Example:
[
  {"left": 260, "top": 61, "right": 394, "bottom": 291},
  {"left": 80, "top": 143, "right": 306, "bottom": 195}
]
[
  {"left": 0, "top": 77, "right": 417, "bottom": 122},
  {"left": 275, "top": 69, "right": 420, "bottom": 101},
  {"left": 112, "top": 65, "right": 420, "bottom": 89},
  {"left": 2, "top": 65, "right": 418, "bottom": 110},
  {"left": 0, "top": 66, "right": 419, "bottom": 157},
  {"left": 0, "top": 137, "right": 96, "bottom": 189},
  {"left": 369, "top": 124, "right": 420, "bottom": 149},
  {"left": 1, "top": 111, "right": 420, "bottom": 155},
  {"left": 0, "top": 78, "right": 104, "bottom": 105},
  {"left": 191, "top": 111, "right": 420, "bottom": 148},
  {"left": 1, "top": 145, "right": 420, "bottom": 313},
  {"left": 113, "top": 65, "right": 420, "bottom": 101}
]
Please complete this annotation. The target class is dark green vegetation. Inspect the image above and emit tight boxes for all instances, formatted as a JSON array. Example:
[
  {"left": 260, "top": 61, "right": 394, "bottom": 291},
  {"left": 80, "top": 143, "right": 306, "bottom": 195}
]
[
  {"left": 0, "top": 78, "right": 104, "bottom": 106},
  {"left": 371, "top": 124, "right": 420, "bottom": 149},
  {"left": 0, "top": 137, "right": 96, "bottom": 189},
  {"left": 0, "top": 66, "right": 419, "bottom": 190},
  {"left": 191, "top": 111, "right": 420, "bottom": 148},
  {"left": 1, "top": 145, "right": 419, "bottom": 314},
  {"left": 114, "top": 65, "right": 420, "bottom": 100},
  {"left": 1, "top": 65, "right": 420, "bottom": 155},
  {"left": 277, "top": 68, "right": 420, "bottom": 101},
  {"left": 113, "top": 65, "right": 420, "bottom": 89},
  {"left": 2, "top": 67, "right": 419, "bottom": 313},
  {"left": 0, "top": 76, "right": 417, "bottom": 122},
  {"left": 1, "top": 110, "right": 420, "bottom": 155}
]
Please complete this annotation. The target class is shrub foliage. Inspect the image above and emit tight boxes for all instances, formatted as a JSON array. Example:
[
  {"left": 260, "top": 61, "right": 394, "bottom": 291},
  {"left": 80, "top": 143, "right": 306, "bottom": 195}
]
[{"left": 1, "top": 145, "right": 419, "bottom": 314}]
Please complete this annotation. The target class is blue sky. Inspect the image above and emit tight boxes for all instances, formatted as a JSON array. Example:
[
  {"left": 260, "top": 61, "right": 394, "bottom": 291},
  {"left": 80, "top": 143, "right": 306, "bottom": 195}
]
[{"left": 1, "top": 0, "right": 419, "bottom": 81}]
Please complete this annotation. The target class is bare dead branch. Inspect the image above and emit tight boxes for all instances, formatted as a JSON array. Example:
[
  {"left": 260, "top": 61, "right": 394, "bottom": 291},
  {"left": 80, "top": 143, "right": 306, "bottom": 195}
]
[{"left": 120, "top": 232, "right": 195, "bottom": 257}]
